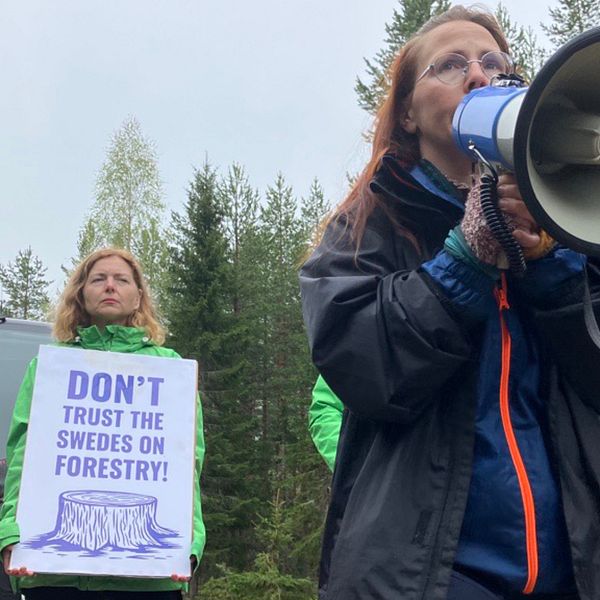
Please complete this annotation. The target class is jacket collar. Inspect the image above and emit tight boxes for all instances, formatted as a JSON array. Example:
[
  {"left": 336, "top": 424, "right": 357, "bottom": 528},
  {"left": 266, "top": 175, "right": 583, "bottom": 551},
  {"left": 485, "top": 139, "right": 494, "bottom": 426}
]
[
  {"left": 72, "top": 325, "right": 154, "bottom": 352},
  {"left": 410, "top": 160, "right": 467, "bottom": 210},
  {"left": 369, "top": 154, "right": 465, "bottom": 225}
]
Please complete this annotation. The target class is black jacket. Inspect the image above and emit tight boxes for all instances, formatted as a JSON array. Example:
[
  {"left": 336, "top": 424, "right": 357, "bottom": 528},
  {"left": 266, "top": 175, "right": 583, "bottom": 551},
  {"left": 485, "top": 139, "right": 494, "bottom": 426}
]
[{"left": 300, "top": 156, "right": 600, "bottom": 600}]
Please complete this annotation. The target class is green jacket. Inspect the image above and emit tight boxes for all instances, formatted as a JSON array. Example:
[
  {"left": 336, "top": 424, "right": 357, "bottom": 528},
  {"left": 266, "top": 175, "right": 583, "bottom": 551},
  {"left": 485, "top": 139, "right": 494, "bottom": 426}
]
[
  {"left": 309, "top": 375, "right": 343, "bottom": 472},
  {"left": 0, "top": 325, "right": 205, "bottom": 593}
]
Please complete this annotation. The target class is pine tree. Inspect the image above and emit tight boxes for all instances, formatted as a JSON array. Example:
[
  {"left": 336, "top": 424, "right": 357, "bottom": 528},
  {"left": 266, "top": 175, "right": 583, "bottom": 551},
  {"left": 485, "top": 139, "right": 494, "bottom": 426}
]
[
  {"left": 355, "top": 0, "right": 451, "bottom": 114},
  {"left": 496, "top": 3, "right": 547, "bottom": 82},
  {"left": 0, "top": 247, "right": 51, "bottom": 320},
  {"left": 541, "top": 0, "right": 600, "bottom": 50},
  {"left": 301, "top": 178, "right": 330, "bottom": 245}
]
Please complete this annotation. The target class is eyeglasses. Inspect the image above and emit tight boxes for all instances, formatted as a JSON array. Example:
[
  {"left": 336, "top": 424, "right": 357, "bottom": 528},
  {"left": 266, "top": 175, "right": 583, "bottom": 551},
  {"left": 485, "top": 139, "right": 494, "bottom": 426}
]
[{"left": 415, "top": 51, "right": 515, "bottom": 85}]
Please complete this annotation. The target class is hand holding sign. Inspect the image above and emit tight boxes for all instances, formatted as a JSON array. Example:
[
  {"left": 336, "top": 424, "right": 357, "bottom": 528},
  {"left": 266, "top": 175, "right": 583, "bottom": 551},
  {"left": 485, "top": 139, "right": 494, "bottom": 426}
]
[
  {"left": 2, "top": 545, "right": 34, "bottom": 577},
  {"left": 10, "top": 345, "right": 198, "bottom": 579}
]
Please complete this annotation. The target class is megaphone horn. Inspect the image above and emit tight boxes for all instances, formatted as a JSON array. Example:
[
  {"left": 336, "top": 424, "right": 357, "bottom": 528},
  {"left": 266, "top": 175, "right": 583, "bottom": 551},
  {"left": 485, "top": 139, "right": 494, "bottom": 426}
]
[{"left": 452, "top": 27, "right": 600, "bottom": 257}]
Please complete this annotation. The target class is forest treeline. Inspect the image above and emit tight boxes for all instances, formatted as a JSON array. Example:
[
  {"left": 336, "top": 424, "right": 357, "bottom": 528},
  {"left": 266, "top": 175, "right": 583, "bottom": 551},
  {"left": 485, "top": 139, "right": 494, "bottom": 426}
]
[{"left": 1, "top": 1, "right": 598, "bottom": 597}]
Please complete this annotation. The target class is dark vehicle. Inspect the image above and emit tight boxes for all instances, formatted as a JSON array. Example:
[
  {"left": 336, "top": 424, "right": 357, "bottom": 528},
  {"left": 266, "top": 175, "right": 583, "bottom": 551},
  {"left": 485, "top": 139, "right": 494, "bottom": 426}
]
[{"left": 0, "top": 317, "right": 52, "bottom": 600}]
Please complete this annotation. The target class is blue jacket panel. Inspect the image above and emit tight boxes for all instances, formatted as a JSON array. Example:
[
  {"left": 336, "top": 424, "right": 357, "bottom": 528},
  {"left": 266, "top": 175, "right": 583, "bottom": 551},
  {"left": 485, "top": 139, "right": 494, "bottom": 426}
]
[{"left": 423, "top": 247, "right": 584, "bottom": 594}]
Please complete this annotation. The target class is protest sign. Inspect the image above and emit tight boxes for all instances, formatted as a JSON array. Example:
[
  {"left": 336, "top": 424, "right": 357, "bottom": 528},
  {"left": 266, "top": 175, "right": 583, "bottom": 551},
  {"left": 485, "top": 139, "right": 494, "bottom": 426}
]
[{"left": 10, "top": 345, "right": 198, "bottom": 578}]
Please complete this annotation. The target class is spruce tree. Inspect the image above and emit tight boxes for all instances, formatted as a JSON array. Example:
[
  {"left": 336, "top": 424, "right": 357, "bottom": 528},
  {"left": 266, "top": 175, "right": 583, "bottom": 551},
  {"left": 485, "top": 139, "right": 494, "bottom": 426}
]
[
  {"left": 166, "top": 163, "right": 261, "bottom": 579},
  {"left": 198, "top": 173, "right": 327, "bottom": 595},
  {"left": 256, "top": 174, "right": 307, "bottom": 461},
  {"left": 167, "top": 162, "right": 230, "bottom": 359},
  {"left": 256, "top": 175, "right": 323, "bottom": 576},
  {"left": 219, "top": 163, "right": 260, "bottom": 316},
  {"left": 0, "top": 247, "right": 51, "bottom": 320},
  {"left": 277, "top": 180, "right": 332, "bottom": 577},
  {"left": 301, "top": 178, "right": 330, "bottom": 244}
]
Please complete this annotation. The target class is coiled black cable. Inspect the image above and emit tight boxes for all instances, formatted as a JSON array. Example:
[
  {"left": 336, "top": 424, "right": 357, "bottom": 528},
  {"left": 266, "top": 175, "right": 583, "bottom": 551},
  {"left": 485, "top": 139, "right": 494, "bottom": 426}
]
[{"left": 479, "top": 172, "right": 526, "bottom": 276}]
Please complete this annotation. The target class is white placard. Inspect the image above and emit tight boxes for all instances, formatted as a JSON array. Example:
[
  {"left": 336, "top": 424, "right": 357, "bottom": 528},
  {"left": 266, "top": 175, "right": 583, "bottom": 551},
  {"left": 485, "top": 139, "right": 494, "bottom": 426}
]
[{"left": 10, "top": 345, "right": 198, "bottom": 578}]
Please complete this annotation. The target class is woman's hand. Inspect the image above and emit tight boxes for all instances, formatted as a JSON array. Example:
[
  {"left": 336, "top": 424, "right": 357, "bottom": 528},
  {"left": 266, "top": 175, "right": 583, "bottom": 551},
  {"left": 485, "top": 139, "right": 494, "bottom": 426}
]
[
  {"left": 1, "top": 545, "right": 34, "bottom": 577},
  {"left": 496, "top": 174, "right": 541, "bottom": 249},
  {"left": 460, "top": 173, "right": 553, "bottom": 267},
  {"left": 170, "top": 555, "right": 196, "bottom": 582}
]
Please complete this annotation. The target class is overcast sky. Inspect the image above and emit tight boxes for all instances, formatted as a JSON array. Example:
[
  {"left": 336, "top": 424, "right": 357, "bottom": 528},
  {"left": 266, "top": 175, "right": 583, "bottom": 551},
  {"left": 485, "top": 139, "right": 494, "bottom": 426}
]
[{"left": 1, "top": 0, "right": 561, "bottom": 293}]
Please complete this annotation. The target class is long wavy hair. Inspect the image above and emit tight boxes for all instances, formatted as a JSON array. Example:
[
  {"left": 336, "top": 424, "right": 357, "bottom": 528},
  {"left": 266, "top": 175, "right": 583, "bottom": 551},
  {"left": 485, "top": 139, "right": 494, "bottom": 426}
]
[
  {"left": 330, "top": 5, "right": 509, "bottom": 249},
  {"left": 53, "top": 247, "right": 165, "bottom": 345}
]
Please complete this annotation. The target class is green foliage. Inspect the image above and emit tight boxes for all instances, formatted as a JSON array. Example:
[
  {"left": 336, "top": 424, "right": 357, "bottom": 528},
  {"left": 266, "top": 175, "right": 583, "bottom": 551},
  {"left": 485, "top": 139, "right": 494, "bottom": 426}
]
[
  {"left": 541, "top": 0, "right": 600, "bottom": 49},
  {"left": 301, "top": 178, "right": 330, "bottom": 244},
  {"left": 355, "top": 0, "right": 451, "bottom": 114},
  {"left": 219, "top": 163, "right": 260, "bottom": 317},
  {"left": 167, "top": 162, "right": 265, "bottom": 580},
  {"left": 198, "top": 553, "right": 315, "bottom": 600},
  {"left": 0, "top": 246, "right": 51, "bottom": 320},
  {"left": 496, "top": 3, "right": 547, "bottom": 82},
  {"left": 166, "top": 162, "right": 231, "bottom": 357},
  {"left": 61, "top": 218, "right": 102, "bottom": 281},
  {"left": 76, "top": 219, "right": 102, "bottom": 263},
  {"left": 67, "top": 117, "right": 168, "bottom": 299},
  {"left": 93, "top": 117, "right": 165, "bottom": 250},
  {"left": 164, "top": 161, "right": 331, "bottom": 596},
  {"left": 200, "top": 491, "right": 316, "bottom": 599}
]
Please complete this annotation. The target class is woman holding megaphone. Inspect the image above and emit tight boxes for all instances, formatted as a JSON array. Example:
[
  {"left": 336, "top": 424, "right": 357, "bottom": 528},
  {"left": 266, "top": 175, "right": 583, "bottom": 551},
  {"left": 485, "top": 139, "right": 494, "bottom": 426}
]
[{"left": 301, "top": 5, "right": 600, "bottom": 600}]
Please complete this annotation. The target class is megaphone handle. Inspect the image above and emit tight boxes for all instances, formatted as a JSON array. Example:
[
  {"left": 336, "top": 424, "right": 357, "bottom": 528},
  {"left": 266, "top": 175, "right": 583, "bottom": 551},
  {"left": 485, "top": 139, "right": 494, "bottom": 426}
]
[
  {"left": 479, "top": 173, "right": 527, "bottom": 276},
  {"left": 583, "top": 268, "right": 600, "bottom": 350},
  {"left": 467, "top": 141, "right": 526, "bottom": 275}
]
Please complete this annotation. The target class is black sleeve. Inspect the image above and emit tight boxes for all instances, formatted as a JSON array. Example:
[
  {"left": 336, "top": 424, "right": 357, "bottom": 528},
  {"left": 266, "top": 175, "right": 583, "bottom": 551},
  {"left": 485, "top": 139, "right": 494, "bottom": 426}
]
[
  {"left": 533, "top": 260, "right": 600, "bottom": 413},
  {"left": 300, "top": 215, "right": 475, "bottom": 424}
]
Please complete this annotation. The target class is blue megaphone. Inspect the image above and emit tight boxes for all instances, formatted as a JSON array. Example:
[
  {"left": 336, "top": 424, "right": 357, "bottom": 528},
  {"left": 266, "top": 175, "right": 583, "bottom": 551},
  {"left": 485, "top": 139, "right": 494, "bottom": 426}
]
[
  {"left": 452, "top": 84, "right": 527, "bottom": 171},
  {"left": 451, "top": 26, "right": 600, "bottom": 257}
]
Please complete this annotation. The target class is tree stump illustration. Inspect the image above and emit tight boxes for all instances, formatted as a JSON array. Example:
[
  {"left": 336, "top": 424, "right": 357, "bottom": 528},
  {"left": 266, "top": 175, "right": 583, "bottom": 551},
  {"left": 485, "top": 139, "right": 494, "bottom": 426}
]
[{"left": 44, "top": 490, "right": 177, "bottom": 552}]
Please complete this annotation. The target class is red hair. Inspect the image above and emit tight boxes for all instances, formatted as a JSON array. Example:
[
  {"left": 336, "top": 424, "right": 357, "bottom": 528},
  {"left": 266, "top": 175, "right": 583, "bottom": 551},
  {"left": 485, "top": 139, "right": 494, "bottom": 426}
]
[{"left": 329, "top": 5, "right": 509, "bottom": 250}]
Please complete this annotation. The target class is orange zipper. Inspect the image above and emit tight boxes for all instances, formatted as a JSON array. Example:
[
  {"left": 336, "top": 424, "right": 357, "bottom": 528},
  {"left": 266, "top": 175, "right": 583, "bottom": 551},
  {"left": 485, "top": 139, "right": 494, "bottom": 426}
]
[{"left": 494, "top": 273, "right": 539, "bottom": 594}]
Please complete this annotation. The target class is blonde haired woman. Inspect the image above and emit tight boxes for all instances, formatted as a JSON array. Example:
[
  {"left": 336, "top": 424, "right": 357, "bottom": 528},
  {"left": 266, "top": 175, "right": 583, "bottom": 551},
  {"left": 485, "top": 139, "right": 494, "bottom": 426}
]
[{"left": 0, "top": 248, "right": 205, "bottom": 600}]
